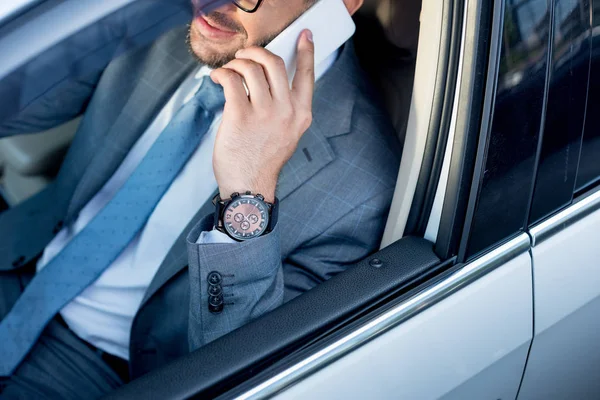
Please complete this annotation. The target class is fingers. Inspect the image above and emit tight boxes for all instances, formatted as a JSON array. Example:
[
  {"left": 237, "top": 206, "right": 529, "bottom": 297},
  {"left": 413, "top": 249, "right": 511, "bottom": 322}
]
[
  {"left": 220, "top": 58, "right": 271, "bottom": 106},
  {"left": 235, "top": 47, "right": 290, "bottom": 100},
  {"left": 291, "top": 30, "right": 315, "bottom": 110},
  {"left": 210, "top": 68, "right": 249, "bottom": 109}
]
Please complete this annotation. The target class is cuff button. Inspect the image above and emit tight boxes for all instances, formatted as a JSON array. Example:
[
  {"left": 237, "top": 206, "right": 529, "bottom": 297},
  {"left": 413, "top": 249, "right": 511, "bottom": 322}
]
[
  {"left": 207, "top": 271, "right": 222, "bottom": 285},
  {"left": 208, "top": 285, "right": 222, "bottom": 296},
  {"left": 209, "top": 295, "right": 224, "bottom": 307},
  {"left": 208, "top": 294, "right": 224, "bottom": 314}
]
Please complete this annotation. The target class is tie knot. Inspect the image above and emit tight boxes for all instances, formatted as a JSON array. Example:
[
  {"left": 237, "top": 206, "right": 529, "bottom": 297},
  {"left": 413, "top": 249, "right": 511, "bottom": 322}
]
[{"left": 195, "top": 77, "right": 225, "bottom": 112}]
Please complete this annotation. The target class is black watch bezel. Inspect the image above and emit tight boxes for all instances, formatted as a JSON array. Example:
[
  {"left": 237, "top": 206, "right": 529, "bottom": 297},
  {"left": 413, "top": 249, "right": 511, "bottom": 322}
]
[{"left": 213, "top": 191, "right": 278, "bottom": 241}]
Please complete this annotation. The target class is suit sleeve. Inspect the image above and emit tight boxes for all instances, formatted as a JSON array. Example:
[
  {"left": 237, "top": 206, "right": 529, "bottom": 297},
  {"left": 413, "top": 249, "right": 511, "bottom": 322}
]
[{"left": 185, "top": 189, "right": 392, "bottom": 351}]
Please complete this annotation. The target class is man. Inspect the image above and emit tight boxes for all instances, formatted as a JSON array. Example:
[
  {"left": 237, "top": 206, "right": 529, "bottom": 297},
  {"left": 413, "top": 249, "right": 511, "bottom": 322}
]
[{"left": 0, "top": 0, "right": 400, "bottom": 397}]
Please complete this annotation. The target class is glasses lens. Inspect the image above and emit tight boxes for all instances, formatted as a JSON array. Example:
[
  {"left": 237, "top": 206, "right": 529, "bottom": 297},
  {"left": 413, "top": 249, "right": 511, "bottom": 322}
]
[{"left": 233, "top": 0, "right": 259, "bottom": 11}]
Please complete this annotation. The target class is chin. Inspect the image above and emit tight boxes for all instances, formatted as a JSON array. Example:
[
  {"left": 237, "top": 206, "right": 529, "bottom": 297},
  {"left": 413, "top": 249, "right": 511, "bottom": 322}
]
[{"left": 188, "top": 26, "right": 238, "bottom": 69}]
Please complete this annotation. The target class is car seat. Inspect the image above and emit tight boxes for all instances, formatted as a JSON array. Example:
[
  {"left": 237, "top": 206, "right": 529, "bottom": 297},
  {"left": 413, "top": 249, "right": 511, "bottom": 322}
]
[{"left": 354, "top": 0, "right": 421, "bottom": 148}]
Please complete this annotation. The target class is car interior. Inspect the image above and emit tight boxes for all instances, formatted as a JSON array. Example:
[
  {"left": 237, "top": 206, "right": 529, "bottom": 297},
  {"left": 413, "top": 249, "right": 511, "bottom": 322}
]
[{"left": 0, "top": 0, "right": 461, "bottom": 397}]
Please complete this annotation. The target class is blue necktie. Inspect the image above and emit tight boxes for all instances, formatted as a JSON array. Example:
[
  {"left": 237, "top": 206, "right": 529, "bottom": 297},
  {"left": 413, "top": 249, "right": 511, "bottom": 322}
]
[{"left": 0, "top": 77, "right": 225, "bottom": 376}]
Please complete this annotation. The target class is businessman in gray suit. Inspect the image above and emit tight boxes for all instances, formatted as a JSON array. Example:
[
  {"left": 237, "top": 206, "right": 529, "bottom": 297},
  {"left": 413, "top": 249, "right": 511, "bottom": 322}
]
[{"left": 0, "top": 0, "right": 400, "bottom": 397}]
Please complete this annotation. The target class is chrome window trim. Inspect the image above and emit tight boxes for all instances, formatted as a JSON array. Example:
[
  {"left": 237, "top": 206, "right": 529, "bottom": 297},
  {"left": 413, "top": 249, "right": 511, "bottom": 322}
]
[
  {"left": 233, "top": 233, "right": 530, "bottom": 400},
  {"left": 530, "top": 186, "right": 600, "bottom": 246}
]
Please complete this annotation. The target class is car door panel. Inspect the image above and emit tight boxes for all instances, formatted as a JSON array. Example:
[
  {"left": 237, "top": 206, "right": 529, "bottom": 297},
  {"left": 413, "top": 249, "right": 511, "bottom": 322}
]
[
  {"left": 440, "top": 342, "right": 531, "bottom": 400},
  {"left": 518, "top": 191, "right": 600, "bottom": 399},
  {"left": 531, "top": 200, "right": 600, "bottom": 334},
  {"left": 518, "top": 295, "right": 600, "bottom": 400},
  {"left": 272, "top": 244, "right": 533, "bottom": 400}
]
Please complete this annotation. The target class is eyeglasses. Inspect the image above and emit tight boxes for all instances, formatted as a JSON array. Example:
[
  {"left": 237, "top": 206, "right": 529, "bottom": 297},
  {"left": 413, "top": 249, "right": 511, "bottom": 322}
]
[{"left": 232, "top": 0, "right": 263, "bottom": 13}]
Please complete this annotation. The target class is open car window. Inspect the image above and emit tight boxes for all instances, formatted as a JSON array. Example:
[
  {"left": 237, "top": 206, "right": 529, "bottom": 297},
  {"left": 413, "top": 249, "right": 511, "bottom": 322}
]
[
  {"left": 9, "top": 0, "right": 598, "bottom": 398},
  {"left": 0, "top": 0, "right": 456, "bottom": 397}
]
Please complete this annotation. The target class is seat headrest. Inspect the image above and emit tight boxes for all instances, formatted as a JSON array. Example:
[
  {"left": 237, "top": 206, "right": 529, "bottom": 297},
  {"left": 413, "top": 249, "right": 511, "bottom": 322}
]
[{"left": 359, "top": 0, "right": 421, "bottom": 55}]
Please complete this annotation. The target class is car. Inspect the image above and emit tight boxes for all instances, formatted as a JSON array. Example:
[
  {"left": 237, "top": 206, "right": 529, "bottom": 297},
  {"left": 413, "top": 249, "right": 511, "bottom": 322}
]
[{"left": 0, "top": 0, "right": 599, "bottom": 398}]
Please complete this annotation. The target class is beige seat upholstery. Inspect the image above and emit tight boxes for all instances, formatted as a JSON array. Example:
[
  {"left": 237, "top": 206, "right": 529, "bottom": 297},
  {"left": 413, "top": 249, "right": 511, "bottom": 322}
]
[{"left": 354, "top": 0, "right": 421, "bottom": 146}]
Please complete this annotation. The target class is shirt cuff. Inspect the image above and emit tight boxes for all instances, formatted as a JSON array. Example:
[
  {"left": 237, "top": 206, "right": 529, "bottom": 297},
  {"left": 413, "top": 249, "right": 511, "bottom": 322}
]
[{"left": 197, "top": 229, "right": 237, "bottom": 244}]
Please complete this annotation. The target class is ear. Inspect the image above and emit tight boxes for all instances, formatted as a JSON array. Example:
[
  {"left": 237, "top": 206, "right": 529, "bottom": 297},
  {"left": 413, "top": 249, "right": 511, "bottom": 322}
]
[{"left": 342, "top": 0, "right": 364, "bottom": 16}]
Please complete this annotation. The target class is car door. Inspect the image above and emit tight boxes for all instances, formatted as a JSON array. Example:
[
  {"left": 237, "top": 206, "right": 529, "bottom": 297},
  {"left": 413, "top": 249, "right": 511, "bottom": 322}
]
[
  {"left": 102, "top": 0, "right": 600, "bottom": 398},
  {"left": 517, "top": 0, "right": 600, "bottom": 398},
  {"left": 105, "top": 0, "right": 540, "bottom": 398}
]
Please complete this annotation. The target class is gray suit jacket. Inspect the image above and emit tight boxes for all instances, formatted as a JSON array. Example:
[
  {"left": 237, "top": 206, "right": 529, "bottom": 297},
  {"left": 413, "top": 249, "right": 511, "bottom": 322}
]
[{"left": 0, "top": 26, "right": 400, "bottom": 378}]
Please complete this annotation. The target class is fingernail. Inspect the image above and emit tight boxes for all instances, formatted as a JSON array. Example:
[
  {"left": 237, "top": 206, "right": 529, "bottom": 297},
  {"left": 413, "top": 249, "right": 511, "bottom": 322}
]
[{"left": 305, "top": 30, "right": 313, "bottom": 43}]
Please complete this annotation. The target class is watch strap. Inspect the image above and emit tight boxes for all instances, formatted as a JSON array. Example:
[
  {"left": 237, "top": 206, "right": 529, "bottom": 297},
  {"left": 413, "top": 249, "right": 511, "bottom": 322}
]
[{"left": 267, "top": 196, "right": 279, "bottom": 232}]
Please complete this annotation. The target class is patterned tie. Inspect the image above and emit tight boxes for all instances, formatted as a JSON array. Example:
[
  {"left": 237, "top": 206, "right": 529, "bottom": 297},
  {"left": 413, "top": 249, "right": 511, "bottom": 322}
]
[{"left": 0, "top": 77, "right": 225, "bottom": 376}]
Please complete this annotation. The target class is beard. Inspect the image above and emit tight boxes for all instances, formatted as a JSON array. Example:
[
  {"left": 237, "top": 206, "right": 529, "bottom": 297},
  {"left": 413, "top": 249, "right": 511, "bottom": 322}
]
[
  {"left": 186, "top": 0, "right": 314, "bottom": 69},
  {"left": 186, "top": 22, "right": 278, "bottom": 69}
]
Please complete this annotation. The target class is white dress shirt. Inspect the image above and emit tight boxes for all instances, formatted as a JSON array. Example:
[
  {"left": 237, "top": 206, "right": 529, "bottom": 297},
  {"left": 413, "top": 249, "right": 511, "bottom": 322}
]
[{"left": 36, "top": 49, "right": 339, "bottom": 360}]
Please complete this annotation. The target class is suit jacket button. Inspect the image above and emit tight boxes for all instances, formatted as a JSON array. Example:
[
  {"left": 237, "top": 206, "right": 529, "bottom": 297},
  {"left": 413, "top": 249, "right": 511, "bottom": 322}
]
[
  {"left": 208, "top": 284, "right": 222, "bottom": 296},
  {"left": 207, "top": 271, "right": 222, "bottom": 285}
]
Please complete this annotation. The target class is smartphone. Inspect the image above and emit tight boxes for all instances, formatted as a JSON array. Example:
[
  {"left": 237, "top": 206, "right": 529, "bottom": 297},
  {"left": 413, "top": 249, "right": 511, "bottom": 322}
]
[{"left": 265, "top": 0, "right": 356, "bottom": 84}]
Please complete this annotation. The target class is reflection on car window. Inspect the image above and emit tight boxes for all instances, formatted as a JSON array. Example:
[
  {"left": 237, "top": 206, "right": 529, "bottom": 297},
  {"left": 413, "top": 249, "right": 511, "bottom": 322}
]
[
  {"left": 576, "top": 2, "right": 600, "bottom": 192},
  {"left": 0, "top": 0, "right": 192, "bottom": 136},
  {"left": 528, "top": 0, "right": 591, "bottom": 223},
  {"left": 466, "top": 0, "right": 550, "bottom": 257}
]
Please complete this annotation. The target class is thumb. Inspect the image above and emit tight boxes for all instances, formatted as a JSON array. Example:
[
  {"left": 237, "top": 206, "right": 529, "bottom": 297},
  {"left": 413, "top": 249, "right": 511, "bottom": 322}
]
[{"left": 291, "top": 29, "right": 315, "bottom": 108}]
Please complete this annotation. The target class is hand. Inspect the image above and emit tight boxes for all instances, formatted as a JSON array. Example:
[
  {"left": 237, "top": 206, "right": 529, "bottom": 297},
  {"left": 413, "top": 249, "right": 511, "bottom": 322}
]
[{"left": 210, "top": 30, "right": 315, "bottom": 203}]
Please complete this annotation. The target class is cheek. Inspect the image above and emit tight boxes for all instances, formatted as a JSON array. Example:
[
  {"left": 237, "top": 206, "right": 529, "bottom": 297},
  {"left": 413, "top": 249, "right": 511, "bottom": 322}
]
[
  {"left": 240, "top": 20, "right": 266, "bottom": 46},
  {"left": 238, "top": 12, "right": 283, "bottom": 46}
]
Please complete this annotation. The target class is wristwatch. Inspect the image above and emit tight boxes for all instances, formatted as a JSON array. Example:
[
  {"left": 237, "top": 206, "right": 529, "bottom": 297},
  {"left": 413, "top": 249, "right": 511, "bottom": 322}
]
[{"left": 213, "top": 191, "right": 279, "bottom": 241}]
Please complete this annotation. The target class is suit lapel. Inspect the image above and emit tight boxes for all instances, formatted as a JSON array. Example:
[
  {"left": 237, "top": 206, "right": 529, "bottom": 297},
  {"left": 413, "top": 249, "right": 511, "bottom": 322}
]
[
  {"left": 65, "top": 27, "right": 197, "bottom": 222},
  {"left": 276, "top": 41, "right": 358, "bottom": 199}
]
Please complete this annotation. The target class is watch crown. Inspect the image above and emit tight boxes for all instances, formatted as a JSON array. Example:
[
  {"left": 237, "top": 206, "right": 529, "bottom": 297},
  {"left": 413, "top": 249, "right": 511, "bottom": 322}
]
[{"left": 245, "top": 190, "right": 252, "bottom": 195}]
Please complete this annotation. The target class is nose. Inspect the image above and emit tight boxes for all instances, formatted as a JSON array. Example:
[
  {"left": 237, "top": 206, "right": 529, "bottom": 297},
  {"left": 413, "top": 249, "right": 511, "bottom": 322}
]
[{"left": 213, "top": 1, "right": 238, "bottom": 13}]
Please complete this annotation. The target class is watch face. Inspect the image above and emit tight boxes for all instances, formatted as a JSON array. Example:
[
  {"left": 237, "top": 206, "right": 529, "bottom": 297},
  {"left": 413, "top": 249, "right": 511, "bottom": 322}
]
[{"left": 223, "top": 196, "right": 270, "bottom": 241}]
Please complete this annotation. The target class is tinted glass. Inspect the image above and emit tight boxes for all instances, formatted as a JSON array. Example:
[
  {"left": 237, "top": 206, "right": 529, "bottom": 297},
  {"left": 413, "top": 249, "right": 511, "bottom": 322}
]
[
  {"left": 529, "top": 0, "right": 591, "bottom": 224},
  {"left": 575, "top": 0, "right": 600, "bottom": 191},
  {"left": 466, "top": 0, "right": 550, "bottom": 258}
]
